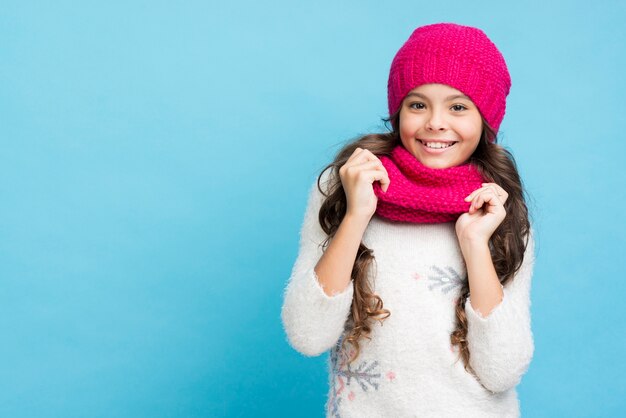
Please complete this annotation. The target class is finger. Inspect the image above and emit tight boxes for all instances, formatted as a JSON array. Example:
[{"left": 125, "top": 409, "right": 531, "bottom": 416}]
[
  {"left": 469, "top": 189, "right": 502, "bottom": 214},
  {"left": 469, "top": 184, "right": 507, "bottom": 206},
  {"left": 481, "top": 185, "right": 499, "bottom": 204},
  {"left": 360, "top": 169, "right": 389, "bottom": 189},
  {"left": 349, "top": 147, "right": 378, "bottom": 164},
  {"left": 464, "top": 186, "right": 488, "bottom": 202},
  {"left": 350, "top": 151, "right": 388, "bottom": 174},
  {"left": 347, "top": 147, "right": 366, "bottom": 163},
  {"left": 353, "top": 159, "right": 384, "bottom": 170},
  {"left": 482, "top": 183, "right": 500, "bottom": 198},
  {"left": 344, "top": 158, "right": 386, "bottom": 178},
  {"left": 491, "top": 187, "right": 507, "bottom": 205},
  {"left": 366, "top": 159, "right": 390, "bottom": 192},
  {"left": 378, "top": 171, "right": 391, "bottom": 192},
  {"left": 469, "top": 189, "right": 487, "bottom": 212},
  {"left": 342, "top": 148, "right": 375, "bottom": 176},
  {"left": 481, "top": 191, "right": 505, "bottom": 214},
  {"left": 470, "top": 193, "right": 487, "bottom": 214},
  {"left": 481, "top": 182, "right": 508, "bottom": 202},
  {"left": 346, "top": 147, "right": 367, "bottom": 163}
]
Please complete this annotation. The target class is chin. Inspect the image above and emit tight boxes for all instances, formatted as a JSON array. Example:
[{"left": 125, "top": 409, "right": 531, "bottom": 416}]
[
  {"left": 427, "top": 163, "right": 451, "bottom": 169},
  {"left": 419, "top": 157, "right": 453, "bottom": 169}
]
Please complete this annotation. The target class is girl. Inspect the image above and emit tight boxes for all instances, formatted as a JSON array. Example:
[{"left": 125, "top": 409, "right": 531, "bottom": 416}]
[{"left": 281, "top": 22, "right": 536, "bottom": 418}]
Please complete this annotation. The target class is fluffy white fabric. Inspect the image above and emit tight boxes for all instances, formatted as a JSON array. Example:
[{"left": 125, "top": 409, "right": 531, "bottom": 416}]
[{"left": 281, "top": 173, "right": 536, "bottom": 418}]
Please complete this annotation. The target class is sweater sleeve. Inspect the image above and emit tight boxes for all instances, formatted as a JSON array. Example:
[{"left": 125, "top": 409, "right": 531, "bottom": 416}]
[
  {"left": 280, "top": 172, "right": 354, "bottom": 357},
  {"left": 464, "top": 227, "right": 537, "bottom": 393}
]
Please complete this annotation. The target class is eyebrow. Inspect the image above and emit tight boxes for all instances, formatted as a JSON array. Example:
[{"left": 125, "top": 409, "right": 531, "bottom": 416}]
[{"left": 405, "top": 92, "right": 471, "bottom": 101}]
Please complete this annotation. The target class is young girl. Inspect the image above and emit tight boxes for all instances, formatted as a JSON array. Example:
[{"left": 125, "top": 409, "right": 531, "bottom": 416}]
[{"left": 281, "top": 22, "right": 536, "bottom": 418}]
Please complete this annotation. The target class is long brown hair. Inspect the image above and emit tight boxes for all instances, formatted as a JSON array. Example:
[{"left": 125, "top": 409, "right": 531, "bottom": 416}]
[{"left": 315, "top": 108, "right": 533, "bottom": 374}]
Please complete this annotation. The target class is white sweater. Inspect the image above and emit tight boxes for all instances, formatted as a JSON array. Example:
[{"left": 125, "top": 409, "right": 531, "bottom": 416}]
[{"left": 281, "top": 172, "right": 536, "bottom": 418}]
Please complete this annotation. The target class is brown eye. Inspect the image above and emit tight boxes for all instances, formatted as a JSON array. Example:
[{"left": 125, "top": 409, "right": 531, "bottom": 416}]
[
  {"left": 410, "top": 102, "right": 425, "bottom": 110},
  {"left": 451, "top": 104, "right": 467, "bottom": 112}
]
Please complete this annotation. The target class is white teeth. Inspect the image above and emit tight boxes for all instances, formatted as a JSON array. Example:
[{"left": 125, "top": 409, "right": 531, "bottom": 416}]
[{"left": 421, "top": 140, "right": 456, "bottom": 149}]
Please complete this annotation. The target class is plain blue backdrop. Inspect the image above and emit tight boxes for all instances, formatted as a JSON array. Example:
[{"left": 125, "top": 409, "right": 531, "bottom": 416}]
[{"left": 1, "top": 0, "right": 624, "bottom": 417}]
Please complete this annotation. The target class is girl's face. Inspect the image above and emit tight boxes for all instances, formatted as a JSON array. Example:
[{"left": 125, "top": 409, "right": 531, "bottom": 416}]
[{"left": 399, "top": 83, "right": 483, "bottom": 169}]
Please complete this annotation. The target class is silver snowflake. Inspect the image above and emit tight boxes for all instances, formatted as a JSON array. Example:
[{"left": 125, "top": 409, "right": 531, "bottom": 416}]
[{"left": 426, "top": 265, "right": 466, "bottom": 294}]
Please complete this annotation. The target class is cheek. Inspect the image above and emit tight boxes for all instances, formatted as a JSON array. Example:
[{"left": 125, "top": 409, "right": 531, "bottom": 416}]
[
  {"left": 458, "top": 119, "right": 483, "bottom": 143},
  {"left": 399, "top": 125, "right": 412, "bottom": 141},
  {"left": 399, "top": 115, "right": 422, "bottom": 138},
  {"left": 398, "top": 121, "right": 413, "bottom": 140}
]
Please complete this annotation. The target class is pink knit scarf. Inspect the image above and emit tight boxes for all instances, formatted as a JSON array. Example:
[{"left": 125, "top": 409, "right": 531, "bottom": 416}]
[{"left": 372, "top": 144, "right": 488, "bottom": 223}]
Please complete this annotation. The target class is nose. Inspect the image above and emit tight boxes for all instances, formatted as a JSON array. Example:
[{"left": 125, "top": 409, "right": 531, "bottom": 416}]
[{"left": 425, "top": 109, "right": 448, "bottom": 131}]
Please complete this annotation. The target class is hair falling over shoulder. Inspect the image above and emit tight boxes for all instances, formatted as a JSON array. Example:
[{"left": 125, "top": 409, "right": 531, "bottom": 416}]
[{"left": 315, "top": 110, "right": 533, "bottom": 373}]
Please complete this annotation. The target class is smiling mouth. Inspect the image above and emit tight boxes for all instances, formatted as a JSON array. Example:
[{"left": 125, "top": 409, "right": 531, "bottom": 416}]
[{"left": 417, "top": 139, "right": 459, "bottom": 149}]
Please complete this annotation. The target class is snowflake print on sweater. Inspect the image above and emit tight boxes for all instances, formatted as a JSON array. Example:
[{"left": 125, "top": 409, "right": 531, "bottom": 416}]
[
  {"left": 282, "top": 177, "right": 537, "bottom": 417},
  {"left": 425, "top": 265, "right": 466, "bottom": 295},
  {"left": 327, "top": 338, "right": 382, "bottom": 418}
]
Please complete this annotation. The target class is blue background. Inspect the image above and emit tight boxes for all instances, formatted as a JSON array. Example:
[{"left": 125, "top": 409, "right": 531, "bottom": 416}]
[{"left": 1, "top": 1, "right": 624, "bottom": 417}]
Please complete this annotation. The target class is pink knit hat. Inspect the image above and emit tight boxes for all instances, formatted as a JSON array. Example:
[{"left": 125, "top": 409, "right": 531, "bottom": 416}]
[{"left": 387, "top": 23, "right": 511, "bottom": 136}]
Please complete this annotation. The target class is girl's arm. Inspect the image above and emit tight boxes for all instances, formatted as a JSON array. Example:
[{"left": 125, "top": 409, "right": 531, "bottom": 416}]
[
  {"left": 463, "top": 228, "right": 537, "bottom": 393},
  {"left": 281, "top": 173, "right": 356, "bottom": 357},
  {"left": 314, "top": 212, "right": 369, "bottom": 296},
  {"left": 462, "top": 241, "right": 504, "bottom": 318}
]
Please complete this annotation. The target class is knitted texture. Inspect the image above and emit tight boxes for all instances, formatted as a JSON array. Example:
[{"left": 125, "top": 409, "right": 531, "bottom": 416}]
[
  {"left": 372, "top": 144, "right": 488, "bottom": 223},
  {"left": 387, "top": 22, "right": 511, "bottom": 135},
  {"left": 281, "top": 172, "right": 537, "bottom": 417}
]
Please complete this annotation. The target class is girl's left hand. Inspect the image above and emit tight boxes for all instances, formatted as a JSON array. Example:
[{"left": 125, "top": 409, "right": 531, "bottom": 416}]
[{"left": 455, "top": 182, "right": 508, "bottom": 246}]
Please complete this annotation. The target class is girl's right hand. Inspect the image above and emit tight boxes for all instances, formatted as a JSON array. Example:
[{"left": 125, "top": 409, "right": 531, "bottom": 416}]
[{"left": 339, "top": 147, "right": 390, "bottom": 221}]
